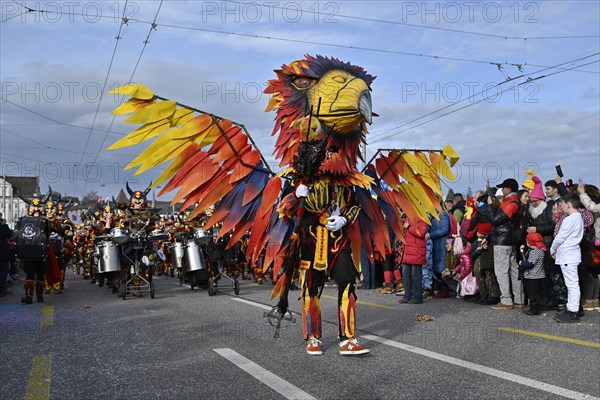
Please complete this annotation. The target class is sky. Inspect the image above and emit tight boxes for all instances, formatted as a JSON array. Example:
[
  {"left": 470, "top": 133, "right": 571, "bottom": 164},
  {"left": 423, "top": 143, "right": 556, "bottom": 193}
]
[{"left": 1, "top": 0, "right": 599, "bottom": 202}]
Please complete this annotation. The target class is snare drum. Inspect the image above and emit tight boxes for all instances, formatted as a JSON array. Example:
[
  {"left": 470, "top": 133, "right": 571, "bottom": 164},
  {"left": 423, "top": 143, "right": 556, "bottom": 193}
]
[
  {"left": 183, "top": 240, "right": 206, "bottom": 272},
  {"left": 110, "top": 227, "right": 130, "bottom": 244},
  {"left": 170, "top": 242, "right": 185, "bottom": 269},
  {"left": 149, "top": 229, "right": 169, "bottom": 242},
  {"left": 98, "top": 241, "right": 122, "bottom": 273}
]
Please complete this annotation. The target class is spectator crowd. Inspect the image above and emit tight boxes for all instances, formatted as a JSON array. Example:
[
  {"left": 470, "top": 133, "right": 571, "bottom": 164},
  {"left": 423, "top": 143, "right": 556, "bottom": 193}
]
[{"left": 360, "top": 171, "right": 600, "bottom": 323}]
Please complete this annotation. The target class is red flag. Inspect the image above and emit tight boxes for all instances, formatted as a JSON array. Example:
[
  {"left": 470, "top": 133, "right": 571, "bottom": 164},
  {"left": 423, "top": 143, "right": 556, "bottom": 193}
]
[{"left": 45, "top": 243, "right": 61, "bottom": 285}]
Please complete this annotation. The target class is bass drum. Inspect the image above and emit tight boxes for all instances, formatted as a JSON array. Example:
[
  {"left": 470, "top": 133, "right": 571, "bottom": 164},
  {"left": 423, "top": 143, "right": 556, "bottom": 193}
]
[
  {"left": 170, "top": 242, "right": 185, "bottom": 270},
  {"left": 183, "top": 240, "right": 206, "bottom": 272},
  {"left": 98, "top": 241, "right": 122, "bottom": 273}
]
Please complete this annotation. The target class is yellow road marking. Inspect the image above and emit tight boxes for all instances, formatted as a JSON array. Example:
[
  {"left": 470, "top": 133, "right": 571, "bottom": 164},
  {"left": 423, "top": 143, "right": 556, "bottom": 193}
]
[
  {"left": 25, "top": 355, "right": 52, "bottom": 400},
  {"left": 41, "top": 305, "right": 54, "bottom": 327},
  {"left": 498, "top": 327, "right": 600, "bottom": 349}
]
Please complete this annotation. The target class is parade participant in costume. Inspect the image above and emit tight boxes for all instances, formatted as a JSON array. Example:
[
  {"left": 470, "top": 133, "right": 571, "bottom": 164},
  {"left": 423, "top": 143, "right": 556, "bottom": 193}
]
[
  {"left": 119, "top": 182, "right": 157, "bottom": 296},
  {"left": 15, "top": 188, "right": 59, "bottom": 303},
  {"left": 44, "top": 192, "right": 72, "bottom": 294},
  {"left": 108, "top": 55, "right": 458, "bottom": 355}
]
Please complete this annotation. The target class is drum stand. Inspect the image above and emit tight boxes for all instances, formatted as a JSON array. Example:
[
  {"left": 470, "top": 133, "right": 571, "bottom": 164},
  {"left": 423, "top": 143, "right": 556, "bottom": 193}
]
[
  {"left": 207, "top": 259, "right": 240, "bottom": 296},
  {"left": 120, "top": 240, "right": 155, "bottom": 300}
]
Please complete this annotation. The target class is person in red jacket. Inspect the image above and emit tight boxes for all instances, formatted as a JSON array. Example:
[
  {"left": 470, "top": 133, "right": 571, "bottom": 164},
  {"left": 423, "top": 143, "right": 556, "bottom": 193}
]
[
  {"left": 398, "top": 215, "right": 428, "bottom": 304},
  {"left": 490, "top": 178, "right": 523, "bottom": 310}
]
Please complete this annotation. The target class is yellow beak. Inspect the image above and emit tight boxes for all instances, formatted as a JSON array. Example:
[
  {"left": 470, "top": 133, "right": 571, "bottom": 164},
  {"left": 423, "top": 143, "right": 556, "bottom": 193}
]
[{"left": 307, "top": 70, "right": 372, "bottom": 134}]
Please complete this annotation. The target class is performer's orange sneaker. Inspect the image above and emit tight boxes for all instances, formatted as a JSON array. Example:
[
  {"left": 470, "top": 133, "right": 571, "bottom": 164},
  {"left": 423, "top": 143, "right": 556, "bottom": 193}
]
[
  {"left": 306, "top": 338, "right": 323, "bottom": 356},
  {"left": 339, "top": 338, "right": 370, "bottom": 356}
]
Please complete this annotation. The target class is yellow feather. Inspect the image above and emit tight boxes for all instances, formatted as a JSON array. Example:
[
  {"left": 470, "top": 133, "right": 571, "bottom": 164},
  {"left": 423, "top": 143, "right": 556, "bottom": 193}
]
[
  {"left": 127, "top": 116, "right": 216, "bottom": 173},
  {"left": 404, "top": 152, "right": 442, "bottom": 196},
  {"left": 108, "top": 83, "right": 154, "bottom": 100},
  {"left": 169, "top": 108, "right": 195, "bottom": 127},
  {"left": 152, "top": 145, "right": 199, "bottom": 188},
  {"left": 112, "top": 98, "right": 156, "bottom": 115},
  {"left": 107, "top": 120, "right": 171, "bottom": 150},
  {"left": 124, "top": 100, "right": 177, "bottom": 124},
  {"left": 406, "top": 179, "right": 438, "bottom": 216},
  {"left": 398, "top": 183, "right": 430, "bottom": 222},
  {"left": 429, "top": 152, "right": 456, "bottom": 181},
  {"left": 441, "top": 145, "right": 460, "bottom": 167},
  {"left": 265, "top": 95, "right": 283, "bottom": 112}
]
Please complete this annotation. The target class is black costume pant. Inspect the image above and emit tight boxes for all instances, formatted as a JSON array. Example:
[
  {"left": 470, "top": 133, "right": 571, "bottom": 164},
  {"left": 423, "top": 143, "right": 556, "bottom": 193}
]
[{"left": 524, "top": 278, "right": 546, "bottom": 313}]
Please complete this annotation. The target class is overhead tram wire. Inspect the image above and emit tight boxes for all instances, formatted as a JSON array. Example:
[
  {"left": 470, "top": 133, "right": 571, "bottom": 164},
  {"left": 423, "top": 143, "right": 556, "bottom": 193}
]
[
  {"left": 89, "top": 0, "right": 164, "bottom": 167},
  {"left": 6, "top": 6, "right": 599, "bottom": 74},
  {"left": 1, "top": 127, "right": 90, "bottom": 154},
  {"left": 0, "top": 97, "right": 126, "bottom": 137},
  {"left": 75, "top": 0, "right": 130, "bottom": 195},
  {"left": 368, "top": 58, "right": 600, "bottom": 145},
  {"left": 8, "top": 1, "right": 599, "bottom": 42},
  {"left": 222, "top": 0, "right": 600, "bottom": 41},
  {"left": 367, "top": 52, "right": 600, "bottom": 142}
]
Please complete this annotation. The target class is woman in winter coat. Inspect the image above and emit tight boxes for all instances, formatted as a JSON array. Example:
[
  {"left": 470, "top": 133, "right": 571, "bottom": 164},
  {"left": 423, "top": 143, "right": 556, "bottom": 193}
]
[{"left": 399, "top": 216, "right": 428, "bottom": 304}]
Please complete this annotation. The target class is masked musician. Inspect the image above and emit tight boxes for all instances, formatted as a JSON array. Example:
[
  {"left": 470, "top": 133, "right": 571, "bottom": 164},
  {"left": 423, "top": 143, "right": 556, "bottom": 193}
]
[
  {"left": 44, "top": 195, "right": 72, "bottom": 294},
  {"left": 16, "top": 189, "right": 59, "bottom": 304},
  {"left": 118, "top": 182, "right": 157, "bottom": 297}
]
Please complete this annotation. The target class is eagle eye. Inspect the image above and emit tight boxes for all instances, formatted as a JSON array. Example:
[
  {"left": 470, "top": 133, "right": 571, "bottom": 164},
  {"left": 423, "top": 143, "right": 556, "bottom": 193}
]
[{"left": 290, "top": 77, "right": 316, "bottom": 90}]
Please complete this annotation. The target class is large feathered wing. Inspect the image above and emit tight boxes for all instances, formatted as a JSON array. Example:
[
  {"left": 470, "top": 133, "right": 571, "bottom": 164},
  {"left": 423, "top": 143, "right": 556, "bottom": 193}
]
[
  {"left": 351, "top": 146, "right": 459, "bottom": 267},
  {"left": 107, "top": 83, "right": 293, "bottom": 267}
]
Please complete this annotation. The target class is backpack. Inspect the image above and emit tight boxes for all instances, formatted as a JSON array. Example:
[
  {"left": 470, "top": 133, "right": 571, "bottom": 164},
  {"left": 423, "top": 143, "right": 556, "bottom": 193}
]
[{"left": 14, "top": 216, "right": 48, "bottom": 261}]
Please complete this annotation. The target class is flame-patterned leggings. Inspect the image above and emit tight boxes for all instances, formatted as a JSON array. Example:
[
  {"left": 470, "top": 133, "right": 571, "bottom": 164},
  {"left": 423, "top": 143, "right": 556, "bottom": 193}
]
[{"left": 300, "top": 246, "right": 359, "bottom": 341}]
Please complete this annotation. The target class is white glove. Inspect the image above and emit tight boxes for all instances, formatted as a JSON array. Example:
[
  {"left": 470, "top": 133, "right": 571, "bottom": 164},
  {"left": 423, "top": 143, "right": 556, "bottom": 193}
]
[
  {"left": 326, "top": 216, "right": 347, "bottom": 232},
  {"left": 295, "top": 184, "right": 309, "bottom": 198}
]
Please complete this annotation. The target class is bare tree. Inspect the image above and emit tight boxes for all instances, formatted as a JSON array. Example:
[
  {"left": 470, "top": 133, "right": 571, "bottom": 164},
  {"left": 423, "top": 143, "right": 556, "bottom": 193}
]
[{"left": 82, "top": 190, "right": 100, "bottom": 203}]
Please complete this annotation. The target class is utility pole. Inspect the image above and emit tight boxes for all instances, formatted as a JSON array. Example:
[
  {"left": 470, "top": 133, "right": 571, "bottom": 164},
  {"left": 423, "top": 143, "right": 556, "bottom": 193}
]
[{"left": 1, "top": 175, "right": 6, "bottom": 223}]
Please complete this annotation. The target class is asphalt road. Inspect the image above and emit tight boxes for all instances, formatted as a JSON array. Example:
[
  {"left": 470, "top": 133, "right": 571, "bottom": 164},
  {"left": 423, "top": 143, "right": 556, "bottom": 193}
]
[{"left": 1, "top": 272, "right": 599, "bottom": 400}]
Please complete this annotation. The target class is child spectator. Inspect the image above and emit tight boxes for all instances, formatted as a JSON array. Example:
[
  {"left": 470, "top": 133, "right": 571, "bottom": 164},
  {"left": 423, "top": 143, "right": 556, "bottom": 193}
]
[
  {"left": 399, "top": 216, "right": 428, "bottom": 304},
  {"left": 551, "top": 193, "right": 584, "bottom": 322},
  {"left": 519, "top": 232, "right": 547, "bottom": 315},
  {"left": 442, "top": 238, "right": 473, "bottom": 300},
  {"left": 437, "top": 239, "right": 457, "bottom": 298}
]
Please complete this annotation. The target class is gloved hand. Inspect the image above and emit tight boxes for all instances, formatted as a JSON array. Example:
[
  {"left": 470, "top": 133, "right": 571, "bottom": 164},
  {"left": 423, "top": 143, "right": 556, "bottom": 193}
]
[
  {"left": 295, "top": 184, "right": 309, "bottom": 198},
  {"left": 326, "top": 216, "right": 347, "bottom": 232}
]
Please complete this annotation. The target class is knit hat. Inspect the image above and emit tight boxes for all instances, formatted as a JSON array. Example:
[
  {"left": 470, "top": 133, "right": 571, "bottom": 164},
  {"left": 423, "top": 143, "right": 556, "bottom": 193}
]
[
  {"left": 529, "top": 176, "right": 545, "bottom": 200},
  {"left": 526, "top": 232, "right": 547, "bottom": 251}
]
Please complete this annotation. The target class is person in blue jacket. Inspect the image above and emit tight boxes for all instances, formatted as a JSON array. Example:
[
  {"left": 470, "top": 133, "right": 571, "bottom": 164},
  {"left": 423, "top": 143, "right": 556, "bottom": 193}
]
[{"left": 426, "top": 208, "right": 451, "bottom": 283}]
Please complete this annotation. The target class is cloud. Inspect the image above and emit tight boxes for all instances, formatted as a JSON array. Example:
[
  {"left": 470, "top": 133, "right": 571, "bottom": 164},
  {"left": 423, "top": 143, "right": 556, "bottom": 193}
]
[{"left": 1, "top": 0, "right": 598, "bottom": 201}]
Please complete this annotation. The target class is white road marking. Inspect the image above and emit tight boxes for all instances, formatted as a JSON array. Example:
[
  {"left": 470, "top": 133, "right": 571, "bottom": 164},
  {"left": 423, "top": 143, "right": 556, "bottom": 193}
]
[
  {"left": 363, "top": 335, "right": 599, "bottom": 400},
  {"left": 233, "top": 296, "right": 599, "bottom": 400},
  {"left": 231, "top": 296, "right": 273, "bottom": 311},
  {"left": 213, "top": 348, "right": 316, "bottom": 400}
]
